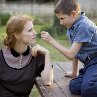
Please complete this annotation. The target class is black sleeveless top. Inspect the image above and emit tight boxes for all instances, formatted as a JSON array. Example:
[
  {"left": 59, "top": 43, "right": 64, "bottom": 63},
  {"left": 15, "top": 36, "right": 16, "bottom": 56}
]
[{"left": 0, "top": 49, "right": 45, "bottom": 97}]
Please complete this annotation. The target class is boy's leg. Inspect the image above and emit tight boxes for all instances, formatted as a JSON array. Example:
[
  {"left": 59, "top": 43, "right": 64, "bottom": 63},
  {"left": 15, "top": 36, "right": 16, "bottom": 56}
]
[
  {"left": 69, "top": 68, "right": 84, "bottom": 95},
  {"left": 81, "top": 63, "right": 97, "bottom": 97}
]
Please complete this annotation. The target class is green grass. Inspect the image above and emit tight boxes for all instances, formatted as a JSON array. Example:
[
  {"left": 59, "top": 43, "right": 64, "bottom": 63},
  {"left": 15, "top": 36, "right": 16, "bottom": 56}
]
[
  {"left": 29, "top": 85, "right": 41, "bottom": 97},
  {"left": 36, "top": 37, "right": 70, "bottom": 61},
  {"left": 0, "top": 26, "right": 6, "bottom": 36},
  {"left": 0, "top": 26, "right": 6, "bottom": 48}
]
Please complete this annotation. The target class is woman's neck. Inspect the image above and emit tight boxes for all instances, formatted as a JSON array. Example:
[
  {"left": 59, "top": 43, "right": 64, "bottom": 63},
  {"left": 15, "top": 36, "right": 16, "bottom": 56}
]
[{"left": 14, "top": 42, "right": 27, "bottom": 54}]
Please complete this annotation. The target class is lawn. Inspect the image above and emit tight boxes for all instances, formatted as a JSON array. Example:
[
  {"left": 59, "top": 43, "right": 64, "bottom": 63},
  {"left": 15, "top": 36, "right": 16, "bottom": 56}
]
[{"left": 0, "top": 25, "right": 70, "bottom": 97}]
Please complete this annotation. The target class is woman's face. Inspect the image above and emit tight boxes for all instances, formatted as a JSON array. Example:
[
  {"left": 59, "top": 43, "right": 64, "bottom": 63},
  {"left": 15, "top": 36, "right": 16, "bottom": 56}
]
[{"left": 17, "top": 21, "right": 37, "bottom": 45}]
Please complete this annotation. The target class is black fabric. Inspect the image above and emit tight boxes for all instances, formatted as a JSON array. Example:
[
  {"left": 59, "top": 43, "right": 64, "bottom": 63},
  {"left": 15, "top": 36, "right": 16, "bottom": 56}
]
[
  {"left": 0, "top": 49, "right": 45, "bottom": 97},
  {"left": 36, "top": 53, "right": 45, "bottom": 77},
  {"left": 0, "top": 80, "right": 30, "bottom": 96},
  {"left": 83, "top": 52, "right": 97, "bottom": 64},
  {"left": 10, "top": 46, "right": 30, "bottom": 57}
]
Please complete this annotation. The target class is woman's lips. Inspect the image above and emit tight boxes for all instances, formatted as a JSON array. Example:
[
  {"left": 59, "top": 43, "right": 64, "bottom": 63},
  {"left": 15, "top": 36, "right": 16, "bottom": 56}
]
[{"left": 32, "top": 36, "right": 36, "bottom": 40}]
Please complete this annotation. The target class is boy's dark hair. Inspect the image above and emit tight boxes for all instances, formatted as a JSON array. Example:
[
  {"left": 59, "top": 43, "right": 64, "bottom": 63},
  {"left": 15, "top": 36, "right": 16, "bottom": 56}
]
[{"left": 54, "top": 0, "right": 81, "bottom": 15}]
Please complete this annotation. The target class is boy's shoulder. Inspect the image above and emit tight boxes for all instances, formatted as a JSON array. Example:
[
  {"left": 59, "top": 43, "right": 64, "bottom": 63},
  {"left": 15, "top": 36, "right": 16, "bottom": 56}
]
[{"left": 76, "top": 16, "right": 96, "bottom": 30}]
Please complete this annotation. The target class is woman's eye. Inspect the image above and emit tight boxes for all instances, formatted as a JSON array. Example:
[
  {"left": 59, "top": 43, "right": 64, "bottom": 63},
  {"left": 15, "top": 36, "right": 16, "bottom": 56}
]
[{"left": 28, "top": 28, "right": 32, "bottom": 32}]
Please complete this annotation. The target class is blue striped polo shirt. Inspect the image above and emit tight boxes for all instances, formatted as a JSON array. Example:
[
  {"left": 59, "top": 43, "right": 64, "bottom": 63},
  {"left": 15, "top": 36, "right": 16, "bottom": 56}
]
[{"left": 66, "top": 12, "right": 97, "bottom": 61}]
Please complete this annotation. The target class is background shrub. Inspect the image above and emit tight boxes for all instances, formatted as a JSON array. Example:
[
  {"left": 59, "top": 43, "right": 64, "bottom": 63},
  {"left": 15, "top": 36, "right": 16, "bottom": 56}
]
[{"left": 0, "top": 11, "right": 11, "bottom": 26}]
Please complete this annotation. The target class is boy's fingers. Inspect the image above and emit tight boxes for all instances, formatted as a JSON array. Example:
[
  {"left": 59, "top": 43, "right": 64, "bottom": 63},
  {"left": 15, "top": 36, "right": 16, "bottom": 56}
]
[{"left": 41, "top": 31, "right": 48, "bottom": 34}]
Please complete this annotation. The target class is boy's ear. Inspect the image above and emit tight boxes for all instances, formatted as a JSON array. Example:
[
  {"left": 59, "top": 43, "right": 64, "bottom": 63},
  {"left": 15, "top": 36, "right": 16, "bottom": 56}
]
[
  {"left": 71, "top": 11, "right": 77, "bottom": 17},
  {"left": 14, "top": 33, "right": 21, "bottom": 40}
]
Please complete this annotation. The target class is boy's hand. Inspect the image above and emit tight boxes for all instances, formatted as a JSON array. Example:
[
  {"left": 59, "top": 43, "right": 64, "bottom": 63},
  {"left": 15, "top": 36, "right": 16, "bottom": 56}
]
[
  {"left": 31, "top": 44, "right": 49, "bottom": 56},
  {"left": 64, "top": 71, "right": 77, "bottom": 79},
  {"left": 41, "top": 31, "right": 54, "bottom": 43}
]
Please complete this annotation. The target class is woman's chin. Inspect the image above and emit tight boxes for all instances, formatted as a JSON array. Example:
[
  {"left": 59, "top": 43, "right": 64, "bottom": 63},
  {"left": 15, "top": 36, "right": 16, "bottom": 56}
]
[
  {"left": 31, "top": 40, "right": 36, "bottom": 44},
  {"left": 30, "top": 41, "right": 36, "bottom": 46}
]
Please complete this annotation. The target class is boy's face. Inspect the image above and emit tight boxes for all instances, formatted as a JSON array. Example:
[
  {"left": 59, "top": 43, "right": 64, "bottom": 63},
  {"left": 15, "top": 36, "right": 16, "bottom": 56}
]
[{"left": 56, "top": 12, "right": 76, "bottom": 29}]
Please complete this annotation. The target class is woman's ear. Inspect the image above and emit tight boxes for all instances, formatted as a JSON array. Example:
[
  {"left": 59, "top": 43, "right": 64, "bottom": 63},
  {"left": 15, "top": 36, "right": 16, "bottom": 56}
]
[{"left": 14, "top": 33, "right": 21, "bottom": 40}]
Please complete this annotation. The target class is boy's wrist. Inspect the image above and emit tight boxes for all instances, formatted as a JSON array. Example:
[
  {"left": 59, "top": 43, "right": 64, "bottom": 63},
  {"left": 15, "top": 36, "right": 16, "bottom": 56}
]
[{"left": 49, "top": 39, "right": 55, "bottom": 44}]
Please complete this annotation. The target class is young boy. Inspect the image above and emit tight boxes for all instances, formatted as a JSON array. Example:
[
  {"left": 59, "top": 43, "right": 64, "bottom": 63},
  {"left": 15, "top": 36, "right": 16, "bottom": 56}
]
[{"left": 40, "top": 0, "right": 97, "bottom": 97}]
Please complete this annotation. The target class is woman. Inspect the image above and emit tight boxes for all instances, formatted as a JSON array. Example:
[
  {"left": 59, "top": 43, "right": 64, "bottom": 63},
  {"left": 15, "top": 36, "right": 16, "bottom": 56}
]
[{"left": 0, "top": 16, "right": 53, "bottom": 97}]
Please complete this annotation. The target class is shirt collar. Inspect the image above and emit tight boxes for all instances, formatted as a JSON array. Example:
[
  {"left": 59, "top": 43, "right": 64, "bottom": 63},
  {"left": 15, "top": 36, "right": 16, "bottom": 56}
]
[
  {"left": 70, "top": 12, "right": 85, "bottom": 30},
  {"left": 10, "top": 46, "right": 30, "bottom": 57}
]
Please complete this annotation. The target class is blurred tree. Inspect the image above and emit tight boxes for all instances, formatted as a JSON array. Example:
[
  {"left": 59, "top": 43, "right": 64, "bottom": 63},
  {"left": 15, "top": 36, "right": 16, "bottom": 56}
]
[{"left": 6, "top": 0, "right": 53, "bottom": 3}]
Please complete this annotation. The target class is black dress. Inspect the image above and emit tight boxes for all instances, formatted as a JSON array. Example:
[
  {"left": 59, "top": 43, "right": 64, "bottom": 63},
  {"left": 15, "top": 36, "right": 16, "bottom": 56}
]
[{"left": 0, "top": 48, "right": 45, "bottom": 97}]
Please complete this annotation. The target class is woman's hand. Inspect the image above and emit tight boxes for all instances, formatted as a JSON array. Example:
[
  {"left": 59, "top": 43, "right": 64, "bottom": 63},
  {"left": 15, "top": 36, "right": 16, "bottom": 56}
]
[{"left": 31, "top": 44, "right": 49, "bottom": 56}]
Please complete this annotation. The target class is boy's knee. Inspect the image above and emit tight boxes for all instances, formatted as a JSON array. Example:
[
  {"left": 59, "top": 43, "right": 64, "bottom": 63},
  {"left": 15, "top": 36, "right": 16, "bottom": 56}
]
[
  {"left": 69, "top": 79, "right": 81, "bottom": 95},
  {"left": 81, "top": 83, "right": 97, "bottom": 97}
]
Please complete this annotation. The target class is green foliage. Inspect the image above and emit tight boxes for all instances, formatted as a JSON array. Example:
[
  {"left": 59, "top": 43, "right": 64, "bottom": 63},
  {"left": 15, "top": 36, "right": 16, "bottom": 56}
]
[
  {"left": 36, "top": 38, "right": 70, "bottom": 62},
  {"left": 40, "top": 23, "right": 66, "bottom": 37},
  {"left": 0, "top": 11, "right": 11, "bottom": 26},
  {"left": 34, "top": 16, "right": 67, "bottom": 37}
]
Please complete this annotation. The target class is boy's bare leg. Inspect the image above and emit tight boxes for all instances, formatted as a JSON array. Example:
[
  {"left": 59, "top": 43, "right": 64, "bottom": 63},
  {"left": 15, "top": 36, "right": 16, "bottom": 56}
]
[{"left": 64, "top": 58, "right": 78, "bottom": 78}]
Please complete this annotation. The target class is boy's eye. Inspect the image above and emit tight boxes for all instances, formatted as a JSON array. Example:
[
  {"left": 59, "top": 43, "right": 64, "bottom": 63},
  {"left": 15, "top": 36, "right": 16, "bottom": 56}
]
[{"left": 60, "top": 18, "right": 65, "bottom": 20}]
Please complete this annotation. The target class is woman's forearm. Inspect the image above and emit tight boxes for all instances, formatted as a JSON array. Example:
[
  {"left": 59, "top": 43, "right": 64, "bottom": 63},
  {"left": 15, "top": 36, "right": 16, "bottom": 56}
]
[{"left": 41, "top": 52, "right": 53, "bottom": 86}]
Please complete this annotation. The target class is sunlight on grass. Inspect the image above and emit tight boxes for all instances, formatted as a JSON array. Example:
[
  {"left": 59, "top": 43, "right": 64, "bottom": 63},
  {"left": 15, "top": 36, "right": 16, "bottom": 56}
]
[
  {"left": 36, "top": 37, "right": 70, "bottom": 62},
  {"left": 29, "top": 85, "right": 41, "bottom": 97},
  {"left": 0, "top": 26, "right": 6, "bottom": 48}
]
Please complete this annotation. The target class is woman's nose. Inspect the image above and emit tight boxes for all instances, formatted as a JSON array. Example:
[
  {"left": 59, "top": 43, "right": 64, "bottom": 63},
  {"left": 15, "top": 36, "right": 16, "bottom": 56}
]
[{"left": 33, "top": 29, "right": 37, "bottom": 35}]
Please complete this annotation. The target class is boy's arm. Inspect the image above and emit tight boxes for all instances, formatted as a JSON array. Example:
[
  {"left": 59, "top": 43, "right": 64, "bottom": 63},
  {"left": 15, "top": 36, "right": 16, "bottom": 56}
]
[
  {"left": 72, "top": 58, "right": 78, "bottom": 77},
  {"left": 65, "top": 58, "right": 78, "bottom": 78},
  {"left": 41, "top": 31, "right": 82, "bottom": 60},
  {"left": 49, "top": 40, "right": 82, "bottom": 59}
]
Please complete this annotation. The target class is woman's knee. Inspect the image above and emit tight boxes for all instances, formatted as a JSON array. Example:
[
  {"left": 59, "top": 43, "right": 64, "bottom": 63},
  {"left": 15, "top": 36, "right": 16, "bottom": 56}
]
[{"left": 69, "top": 79, "right": 81, "bottom": 95}]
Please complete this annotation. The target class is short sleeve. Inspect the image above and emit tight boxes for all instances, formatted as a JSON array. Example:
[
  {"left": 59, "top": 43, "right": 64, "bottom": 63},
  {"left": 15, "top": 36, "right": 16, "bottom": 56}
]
[
  {"left": 74, "top": 24, "right": 93, "bottom": 43},
  {"left": 35, "top": 53, "right": 45, "bottom": 77}
]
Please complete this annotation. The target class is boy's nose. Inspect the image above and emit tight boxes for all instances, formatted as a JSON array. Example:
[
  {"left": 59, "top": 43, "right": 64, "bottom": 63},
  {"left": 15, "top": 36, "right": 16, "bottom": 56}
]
[{"left": 60, "top": 20, "right": 63, "bottom": 25}]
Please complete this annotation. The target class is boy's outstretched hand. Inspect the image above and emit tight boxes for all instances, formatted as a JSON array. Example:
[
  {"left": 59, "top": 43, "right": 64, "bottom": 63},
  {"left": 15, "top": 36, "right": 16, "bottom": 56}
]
[{"left": 41, "top": 31, "right": 54, "bottom": 43}]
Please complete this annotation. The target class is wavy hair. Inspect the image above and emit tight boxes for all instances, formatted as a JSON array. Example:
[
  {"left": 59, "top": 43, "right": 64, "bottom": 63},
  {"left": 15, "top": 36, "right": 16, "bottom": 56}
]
[{"left": 4, "top": 16, "right": 31, "bottom": 48}]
